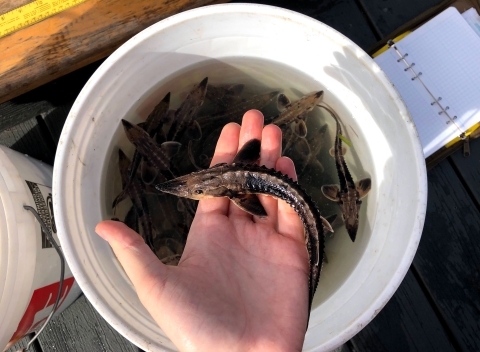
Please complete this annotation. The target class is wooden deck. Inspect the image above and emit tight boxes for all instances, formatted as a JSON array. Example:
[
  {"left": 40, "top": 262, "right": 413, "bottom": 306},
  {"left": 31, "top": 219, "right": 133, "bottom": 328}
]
[{"left": 3, "top": 0, "right": 480, "bottom": 351}]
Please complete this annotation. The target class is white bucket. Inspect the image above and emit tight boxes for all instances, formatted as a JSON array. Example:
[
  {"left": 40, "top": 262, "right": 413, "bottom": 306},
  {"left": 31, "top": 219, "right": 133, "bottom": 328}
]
[
  {"left": 0, "top": 146, "right": 81, "bottom": 351},
  {"left": 53, "top": 4, "right": 427, "bottom": 351}
]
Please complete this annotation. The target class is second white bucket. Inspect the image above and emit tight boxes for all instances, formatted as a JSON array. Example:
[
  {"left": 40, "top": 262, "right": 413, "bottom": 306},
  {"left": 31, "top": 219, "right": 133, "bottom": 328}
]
[
  {"left": 0, "top": 146, "right": 82, "bottom": 351},
  {"left": 53, "top": 4, "right": 427, "bottom": 351}
]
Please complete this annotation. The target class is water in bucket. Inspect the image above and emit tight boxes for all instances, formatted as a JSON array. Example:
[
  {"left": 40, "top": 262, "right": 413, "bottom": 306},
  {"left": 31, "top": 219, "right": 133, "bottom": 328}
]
[{"left": 103, "top": 57, "right": 373, "bottom": 309}]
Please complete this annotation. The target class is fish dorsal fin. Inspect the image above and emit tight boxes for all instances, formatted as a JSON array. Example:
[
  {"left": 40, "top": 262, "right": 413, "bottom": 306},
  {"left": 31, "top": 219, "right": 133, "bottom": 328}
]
[
  {"left": 137, "top": 122, "right": 147, "bottom": 130},
  {"left": 311, "top": 159, "right": 325, "bottom": 173},
  {"left": 319, "top": 124, "right": 328, "bottom": 134},
  {"left": 160, "top": 141, "right": 182, "bottom": 158},
  {"left": 294, "top": 137, "right": 311, "bottom": 157},
  {"left": 211, "top": 162, "right": 228, "bottom": 168},
  {"left": 356, "top": 178, "right": 372, "bottom": 199},
  {"left": 277, "top": 93, "right": 291, "bottom": 111},
  {"left": 177, "top": 199, "right": 186, "bottom": 212},
  {"left": 230, "top": 194, "right": 267, "bottom": 217},
  {"left": 141, "top": 159, "right": 159, "bottom": 185},
  {"left": 186, "top": 120, "right": 202, "bottom": 141},
  {"left": 227, "top": 83, "right": 245, "bottom": 96},
  {"left": 321, "top": 184, "right": 341, "bottom": 201},
  {"left": 320, "top": 216, "right": 334, "bottom": 233},
  {"left": 294, "top": 120, "right": 307, "bottom": 137},
  {"left": 329, "top": 145, "right": 348, "bottom": 157},
  {"left": 112, "top": 191, "right": 128, "bottom": 209},
  {"left": 232, "top": 139, "right": 261, "bottom": 164}
]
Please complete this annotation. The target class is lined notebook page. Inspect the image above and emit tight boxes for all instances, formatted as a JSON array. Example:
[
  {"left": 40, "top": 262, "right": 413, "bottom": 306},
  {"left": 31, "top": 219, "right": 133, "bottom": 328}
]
[{"left": 374, "top": 7, "right": 480, "bottom": 157}]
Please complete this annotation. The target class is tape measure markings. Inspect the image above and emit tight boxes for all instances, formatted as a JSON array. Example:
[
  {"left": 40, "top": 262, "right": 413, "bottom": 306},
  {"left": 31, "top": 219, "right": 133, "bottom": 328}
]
[{"left": 0, "top": 0, "right": 88, "bottom": 39}]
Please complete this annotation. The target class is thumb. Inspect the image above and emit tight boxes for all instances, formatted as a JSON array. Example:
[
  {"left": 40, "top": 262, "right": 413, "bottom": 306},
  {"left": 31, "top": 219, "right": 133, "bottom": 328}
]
[{"left": 95, "top": 220, "right": 167, "bottom": 304}]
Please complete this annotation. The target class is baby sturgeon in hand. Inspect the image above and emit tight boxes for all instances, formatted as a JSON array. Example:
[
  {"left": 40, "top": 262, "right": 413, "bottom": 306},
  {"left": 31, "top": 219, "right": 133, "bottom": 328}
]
[{"left": 155, "top": 139, "right": 332, "bottom": 328}]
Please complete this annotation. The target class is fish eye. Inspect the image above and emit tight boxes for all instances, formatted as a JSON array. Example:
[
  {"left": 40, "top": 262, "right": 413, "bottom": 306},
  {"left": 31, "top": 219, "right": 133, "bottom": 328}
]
[{"left": 195, "top": 190, "right": 204, "bottom": 194}]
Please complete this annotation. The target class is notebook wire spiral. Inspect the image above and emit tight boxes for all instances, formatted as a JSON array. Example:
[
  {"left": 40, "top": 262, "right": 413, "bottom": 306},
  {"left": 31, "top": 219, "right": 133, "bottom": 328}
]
[{"left": 387, "top": 39, "right": 466, "bottom": 139}]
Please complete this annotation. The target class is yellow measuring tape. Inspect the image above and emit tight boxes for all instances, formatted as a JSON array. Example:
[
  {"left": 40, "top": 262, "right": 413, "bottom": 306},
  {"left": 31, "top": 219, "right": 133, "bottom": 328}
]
[{"left": 0, "top": 0, "right": 87, "bottom": 39}]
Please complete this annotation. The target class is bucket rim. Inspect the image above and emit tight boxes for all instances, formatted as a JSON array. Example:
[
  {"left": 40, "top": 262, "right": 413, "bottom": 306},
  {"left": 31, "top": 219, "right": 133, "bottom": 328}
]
[{"left": 53, "top": 3, "right": 428, "bottom": 352}]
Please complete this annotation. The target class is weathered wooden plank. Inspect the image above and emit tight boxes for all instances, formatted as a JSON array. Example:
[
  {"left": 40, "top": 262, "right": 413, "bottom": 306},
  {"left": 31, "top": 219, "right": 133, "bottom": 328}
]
[
  {"left": 359, "top": 0, "right": 446, "bottom": 37},
  {"left": 350, "top": 269, "right": 455, "bottom": 351},
  {"left": 0, "top": 0, "right": 228, "bottom": 104},
  {"left": 0, "top": 116, "right": 56, "bottom": 165},
  {"left": 412, "top": 160, "right": 480, "bottom": 351},
  {"left": 230, "top": 0, "right": 378, "bottom": 50},
  {"left": 37, "top": 295, "right": 138, "bottom": 352},
  {"left": 449, "top": 137, "right": 480, "bottom": 206}
]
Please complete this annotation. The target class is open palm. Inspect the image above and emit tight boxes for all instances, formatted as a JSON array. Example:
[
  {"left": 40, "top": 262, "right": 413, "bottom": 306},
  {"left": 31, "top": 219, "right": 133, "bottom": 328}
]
[{"left": 96, "top": 110, "right": 309, "bottom": 352}]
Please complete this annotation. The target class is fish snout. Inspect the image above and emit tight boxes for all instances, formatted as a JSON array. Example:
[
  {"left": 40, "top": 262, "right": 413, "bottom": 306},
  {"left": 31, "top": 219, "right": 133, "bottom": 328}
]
[
  {"left": 155, "top": 179, "right": 188, "bottom": 197},
  {"left": 345, "top": 218, "right": 358, "bottom": 242}
]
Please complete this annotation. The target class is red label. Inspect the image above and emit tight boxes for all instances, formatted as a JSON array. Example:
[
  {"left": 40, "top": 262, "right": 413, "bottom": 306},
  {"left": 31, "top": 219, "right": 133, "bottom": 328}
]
[{"left": 9, "top": 277, "right": 75, "bottom": 343}]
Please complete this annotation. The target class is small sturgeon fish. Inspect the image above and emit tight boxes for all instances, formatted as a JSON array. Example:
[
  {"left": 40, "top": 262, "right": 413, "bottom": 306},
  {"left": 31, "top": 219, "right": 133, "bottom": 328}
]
[
  {"left": 272, "top": 90, "right": 324, "bottom": 137},
  {"left": 121, "top": 119, "right": 196, "bottom": 219},
  {"left": 121, "top": 120, "right": 181, "bottom": 178},
  {"left": 155, "top": 139, "right": 332, "bottom": 328},
  {"left": 167, "top": 77, "right": 209, "bottom": 142},
  {"left": 113, "top": 93, "right": 172, "bottom": 209},
  {"left": 115, "top": 149, "right": 155, "bottom": 250},
  {"left": 319, "top": 103, "right": 371, "bottom": 242}
]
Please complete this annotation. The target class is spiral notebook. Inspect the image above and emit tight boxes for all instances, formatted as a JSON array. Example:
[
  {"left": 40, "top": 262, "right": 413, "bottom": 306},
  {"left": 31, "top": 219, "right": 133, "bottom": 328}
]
[{"left": 374, "top": 7, "right": 480, "bottom": 158}]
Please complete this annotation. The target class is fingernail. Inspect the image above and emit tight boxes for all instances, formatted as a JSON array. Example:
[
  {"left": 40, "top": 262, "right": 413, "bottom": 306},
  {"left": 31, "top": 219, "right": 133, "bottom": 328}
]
[{"left": 95, "top": 221, "right": 109, "bottom": 240}]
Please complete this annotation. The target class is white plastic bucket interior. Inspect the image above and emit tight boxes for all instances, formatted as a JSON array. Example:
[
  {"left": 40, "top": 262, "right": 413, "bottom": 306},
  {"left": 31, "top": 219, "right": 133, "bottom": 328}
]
[{"left": 53, "top": 4, "right": 427, "bottom": 351}]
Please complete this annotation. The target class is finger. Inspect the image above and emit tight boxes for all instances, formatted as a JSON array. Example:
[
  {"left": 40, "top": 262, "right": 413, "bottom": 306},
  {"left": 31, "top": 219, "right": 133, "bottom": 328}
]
[
  {"left": 238, "top": 109, "right": 264, "bottom": 147},
  {"left": 96, "top": 221, "right": 167, "bottom": 304},
  {"left": 209, "top": 122, "right": 241, "bottom": 166},
  {"left": 276, "top": 157, "right": 304, "bottom": 243},
  {"left": 196, "top": 123, "right": 240, "bottom": 216},
  {"left": 277, "top": 156, "right": 297, "bottom": 181},
  {"left": 259, "top": 124, "right": 282, "bottom": 169},
  {"left": 254, "top": 124, "right": 282, "bottom": 226},
  {"left": 229, "top": 110, "right": 264, "bottom": 219}
]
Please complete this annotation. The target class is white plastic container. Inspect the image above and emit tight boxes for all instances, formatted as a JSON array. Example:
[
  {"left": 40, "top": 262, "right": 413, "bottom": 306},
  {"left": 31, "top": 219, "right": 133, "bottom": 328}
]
[
  {"left": 53, "top": 4, "right": 427, "bottom": 351},
  {"left": 0, "top": 146, "right": 81, "bottom": 351}
]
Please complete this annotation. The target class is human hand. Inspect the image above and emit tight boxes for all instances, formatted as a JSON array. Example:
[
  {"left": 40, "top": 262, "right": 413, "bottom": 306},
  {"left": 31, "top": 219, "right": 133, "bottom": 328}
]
[{"left": 96, "top": 110, "right": 309, "bottom": 352}]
